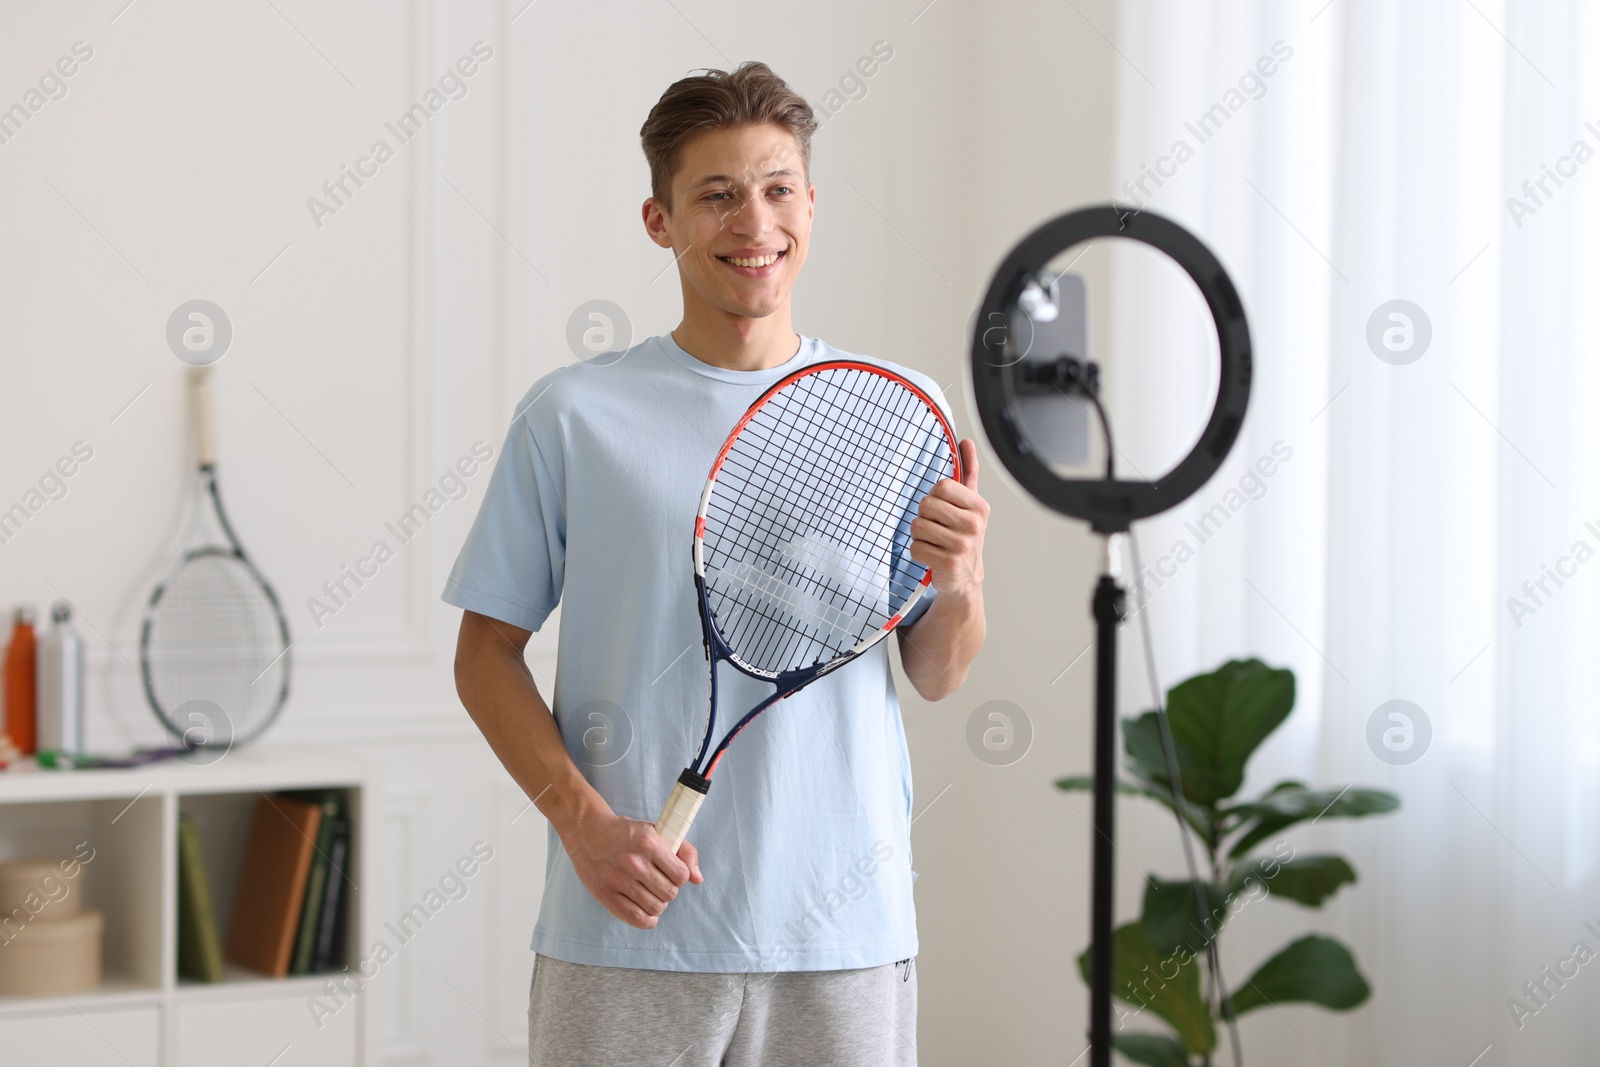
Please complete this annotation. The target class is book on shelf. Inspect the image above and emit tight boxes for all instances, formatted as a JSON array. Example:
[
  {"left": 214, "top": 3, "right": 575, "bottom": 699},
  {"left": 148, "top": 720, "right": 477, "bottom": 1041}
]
[
  {"left": 284, "top": 790, "right": 343, "bottom": 976},
  {"left": 312, "top": 816, "right": 350, "bottom": 972},
  {"left": 225, "top": 794, "right": 323, "bottom": 978},
  {"left": 176, "top": 814, "right": 225, "bottom": 983}
]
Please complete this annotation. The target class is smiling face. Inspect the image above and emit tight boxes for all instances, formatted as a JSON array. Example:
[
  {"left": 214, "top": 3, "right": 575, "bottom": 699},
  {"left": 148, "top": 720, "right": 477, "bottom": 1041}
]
[{"left": 644, "top": 122, "right": 815, "bottom": 324}]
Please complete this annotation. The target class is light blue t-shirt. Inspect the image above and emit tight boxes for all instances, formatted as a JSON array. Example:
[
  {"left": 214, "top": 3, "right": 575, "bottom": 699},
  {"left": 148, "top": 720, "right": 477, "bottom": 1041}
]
[{"left": 442, "top": 331, "right": 951, "bottom": 973}]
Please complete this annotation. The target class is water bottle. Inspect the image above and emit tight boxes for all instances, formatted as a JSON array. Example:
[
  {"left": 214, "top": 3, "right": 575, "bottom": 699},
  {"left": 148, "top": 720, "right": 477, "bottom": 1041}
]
[
  {"left": 3, "top": 606, "right": 36, "bottom": 755},
  {"left": 36, "top": 601, "right": 84, "bottom": 758}
]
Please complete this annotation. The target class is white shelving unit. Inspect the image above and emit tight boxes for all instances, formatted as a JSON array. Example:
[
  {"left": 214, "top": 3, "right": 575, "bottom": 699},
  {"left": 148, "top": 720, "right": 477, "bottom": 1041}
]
[{"left": 0, "top": 745, "right": 375, "bottom": 1066}]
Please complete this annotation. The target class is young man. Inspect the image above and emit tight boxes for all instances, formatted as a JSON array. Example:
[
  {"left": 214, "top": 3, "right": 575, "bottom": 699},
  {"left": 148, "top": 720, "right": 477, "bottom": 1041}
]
[{"left": 447, "top": 61, "right": 988, "bottom": 1066}]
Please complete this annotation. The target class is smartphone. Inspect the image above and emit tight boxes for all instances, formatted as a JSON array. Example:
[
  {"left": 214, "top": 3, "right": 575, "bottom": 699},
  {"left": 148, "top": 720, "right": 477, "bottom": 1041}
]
[{"left": 1008, "top": 272, "right": 1092, "bottom": 467}]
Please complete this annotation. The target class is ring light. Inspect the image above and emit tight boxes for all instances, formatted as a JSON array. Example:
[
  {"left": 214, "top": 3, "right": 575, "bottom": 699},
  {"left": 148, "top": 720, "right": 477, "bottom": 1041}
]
[{"left": 970, "top": 205, "right": 1253, "bottom": 532}]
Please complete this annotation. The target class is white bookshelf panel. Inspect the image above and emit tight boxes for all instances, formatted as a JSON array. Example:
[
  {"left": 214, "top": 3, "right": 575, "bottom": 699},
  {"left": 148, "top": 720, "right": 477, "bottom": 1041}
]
[
  {"left": 175, "top": 993, "right": 357, "bottom": 1067},
  {"left": 0, "top": 1005, "right": 160, "bottom": 1066}
]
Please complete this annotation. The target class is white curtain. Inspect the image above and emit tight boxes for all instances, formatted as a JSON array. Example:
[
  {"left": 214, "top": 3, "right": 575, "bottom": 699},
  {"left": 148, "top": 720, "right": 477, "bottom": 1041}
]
[{"left": 1108, "top": 1, "right": 1600, "bottom": 1063}]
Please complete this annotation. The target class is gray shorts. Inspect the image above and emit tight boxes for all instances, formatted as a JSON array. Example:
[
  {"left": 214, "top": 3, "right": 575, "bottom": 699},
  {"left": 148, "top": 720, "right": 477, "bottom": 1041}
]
[{"left": 526, "top": 953, "right": 918, "bottom": 1066}]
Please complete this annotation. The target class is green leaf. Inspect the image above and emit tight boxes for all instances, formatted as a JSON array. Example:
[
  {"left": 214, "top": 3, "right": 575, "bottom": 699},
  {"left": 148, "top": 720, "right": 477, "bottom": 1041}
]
[
  {"left": 1227, "top": 853, "right": 1357, "bottom": 908},
  {"left": 1055, "top": 775, "right": 1149, "bottom": 796},
  {"left": 1223, "top": 935, "right": 1371, "bottom": 1017},
  {"left": 1163, "top": 659, "right": 1296, "bottom": 805},
  {"left": 1112, "top": 1032, "right": 1193, "bottom": 1067},
  {"left": 1111, "top": 722, "right": 1217, "bottom": 840},
  {"left": 1225, "top": 786, "right": 1400, "bottom": 859},
  {"left": 1120, "top": 660, "right": 1295, "bottom": 808},
  {"left": 1055, "top": 775, "right": 1214, "bottom": 840},
  {"left": 1213, "top": 778, "right": 1311, "bottom": 831},
  {"left": 1078, "top": 923, "right": 1215, "bottom": 1055},
  {"left": 1140, "top": 877, "right": 1231, "bottom": 955},
  {"left": 1122, "top": 710, "right": 1184, "bottom": 791}
]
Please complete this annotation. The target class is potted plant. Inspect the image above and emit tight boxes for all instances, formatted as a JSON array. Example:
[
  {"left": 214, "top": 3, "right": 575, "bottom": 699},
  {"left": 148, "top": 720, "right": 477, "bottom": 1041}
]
[{"left": 1056, "top": 658, "right": 1400, "bottom": 1066}]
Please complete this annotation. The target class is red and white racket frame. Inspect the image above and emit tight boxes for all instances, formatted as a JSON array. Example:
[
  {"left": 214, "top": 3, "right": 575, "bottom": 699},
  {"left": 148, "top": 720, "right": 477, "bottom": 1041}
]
[{"left": 654, "top": 361, "right": 961, "bottom": 853}]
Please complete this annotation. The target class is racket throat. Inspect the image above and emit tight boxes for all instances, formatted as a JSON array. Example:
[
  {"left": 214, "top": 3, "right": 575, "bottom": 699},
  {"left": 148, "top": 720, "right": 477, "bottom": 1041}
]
[{"left": 676, "top": 766, "right": 712, "bottom": 794}]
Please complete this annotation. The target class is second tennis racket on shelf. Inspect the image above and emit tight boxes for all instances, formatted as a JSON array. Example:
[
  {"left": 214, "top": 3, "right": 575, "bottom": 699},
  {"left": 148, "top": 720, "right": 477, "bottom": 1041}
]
[
  {"left": 653, "top": 360, "right": 961, "bottom": 852},
  {"left": 139, "top": 367, "right": 292, "bottom": 755}
]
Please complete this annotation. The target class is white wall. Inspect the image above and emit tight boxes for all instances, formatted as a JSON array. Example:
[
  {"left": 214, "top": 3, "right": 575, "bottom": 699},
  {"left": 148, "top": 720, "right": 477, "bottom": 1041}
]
[{"left": 0, "top": 1, "right": 1117, "bottom": 1063}]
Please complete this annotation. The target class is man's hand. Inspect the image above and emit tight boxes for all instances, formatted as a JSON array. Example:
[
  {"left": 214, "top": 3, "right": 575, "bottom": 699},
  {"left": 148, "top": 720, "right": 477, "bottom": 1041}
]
[
  {"left": 454, "top": 610, "right": 705, "bottom": 931},
  {"left": 562, "top": 805, "right": 704, "bottom": 930},
  {"left": 909, "top": 438, "right": 988, "bottom": 596},
  {"left": 898, "top": 439, "right": 988, "bottom": 701}
]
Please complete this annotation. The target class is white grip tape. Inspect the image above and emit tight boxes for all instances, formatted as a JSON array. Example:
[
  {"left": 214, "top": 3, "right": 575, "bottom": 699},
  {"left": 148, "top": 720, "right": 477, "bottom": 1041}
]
[
  {"left": 189, "top": 366, "right": 217, "bottom": 466},
  {"left": 654, "top": 780, "right": 706, "bottom": 854}
]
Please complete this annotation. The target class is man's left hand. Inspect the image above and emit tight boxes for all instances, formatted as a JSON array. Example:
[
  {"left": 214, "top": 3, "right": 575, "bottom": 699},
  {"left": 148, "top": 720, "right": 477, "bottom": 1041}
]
[{"left": 908, "top": 439, "right": 988, "bottom": 598}]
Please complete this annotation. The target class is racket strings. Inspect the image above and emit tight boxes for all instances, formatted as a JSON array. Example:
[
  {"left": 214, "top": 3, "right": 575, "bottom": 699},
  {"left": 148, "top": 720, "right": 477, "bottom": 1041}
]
[
  {"left": 717, "top": 380, "right": 939, "bottom": 567},
  {"left": 751, "top": 371, "right": 948, "bottom": 561},
  {"left": 713, "top": 373, "right": 939, "bottom": 582},
  {"left": 718, "top": 376, "right": 935, "bottom": 645},
  {"left": 145, "top": 553, "right": 288, "bottom": 741},
  {"left": 701, "top": 366, "right": 953, "bottom": 674},
  {"left": 726, "top": 383, "right": 942, "bottom": 607},
  {"left": 713, "top": 461, "right": 913, "bottom": 658}
]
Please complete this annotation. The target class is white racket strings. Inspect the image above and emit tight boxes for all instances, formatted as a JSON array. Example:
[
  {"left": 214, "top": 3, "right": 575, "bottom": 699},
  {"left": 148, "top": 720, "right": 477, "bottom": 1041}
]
[
  {"left": 143, "top": 472, "right": 289, "bottom": 746},
  {"left": 701, "top": 367, "right": 952, "bottom": 675}
]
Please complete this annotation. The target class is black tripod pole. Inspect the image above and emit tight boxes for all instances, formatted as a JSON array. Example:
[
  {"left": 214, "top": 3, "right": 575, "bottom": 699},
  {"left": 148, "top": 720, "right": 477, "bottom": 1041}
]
[{"left": 1089, "top": 534, "right": 1125, "bottom": 1067}]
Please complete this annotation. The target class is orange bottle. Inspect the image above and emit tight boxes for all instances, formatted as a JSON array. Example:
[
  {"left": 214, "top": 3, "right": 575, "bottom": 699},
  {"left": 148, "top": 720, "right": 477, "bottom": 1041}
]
[{"left": 4, "top": 606, "right": 38, "bottom": 756}]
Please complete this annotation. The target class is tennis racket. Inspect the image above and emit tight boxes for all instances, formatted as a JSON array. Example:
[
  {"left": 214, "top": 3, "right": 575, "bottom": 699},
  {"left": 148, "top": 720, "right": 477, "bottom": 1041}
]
[
  {"left": 653, "top": 360, "right": 961, "bottom": 852},
  {"left": 138, "top": 367, "right": 291, "bottom": 752}
]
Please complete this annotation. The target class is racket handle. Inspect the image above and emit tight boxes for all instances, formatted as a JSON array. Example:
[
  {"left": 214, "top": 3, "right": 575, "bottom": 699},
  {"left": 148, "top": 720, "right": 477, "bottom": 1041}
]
[
  {"left": 189, "top": 366, "right": 217, "bottom": 467},
  {"left": 653, "top": 768, "right": 710, "bottom": 855}
]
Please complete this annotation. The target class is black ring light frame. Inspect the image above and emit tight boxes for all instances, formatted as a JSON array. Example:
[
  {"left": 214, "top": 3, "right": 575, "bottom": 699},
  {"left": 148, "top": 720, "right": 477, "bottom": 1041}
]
[
  {"left": 971, "top": 205, "right": 1252, "bottom": 533},
  {"left": 968, "top": 205, "right": 1252, "bottom": 1067}
]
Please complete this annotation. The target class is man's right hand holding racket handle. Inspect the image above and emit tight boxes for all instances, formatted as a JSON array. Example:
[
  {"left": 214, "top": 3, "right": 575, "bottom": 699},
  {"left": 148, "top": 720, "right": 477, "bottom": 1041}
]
[{"left": 453, "top": 611, "right": 702, "bottom": 930}]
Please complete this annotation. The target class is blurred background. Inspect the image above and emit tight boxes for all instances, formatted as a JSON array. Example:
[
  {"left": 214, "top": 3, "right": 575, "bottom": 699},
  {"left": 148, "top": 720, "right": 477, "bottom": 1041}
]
[{"left": 1, "top": 0, "right": 1597, "bottom": 1063}]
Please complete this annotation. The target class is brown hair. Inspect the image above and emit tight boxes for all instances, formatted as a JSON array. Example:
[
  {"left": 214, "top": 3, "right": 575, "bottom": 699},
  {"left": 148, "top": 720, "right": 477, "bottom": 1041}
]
[{"left": 640, "top": 61, "right": 817, "bottom": 213}]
